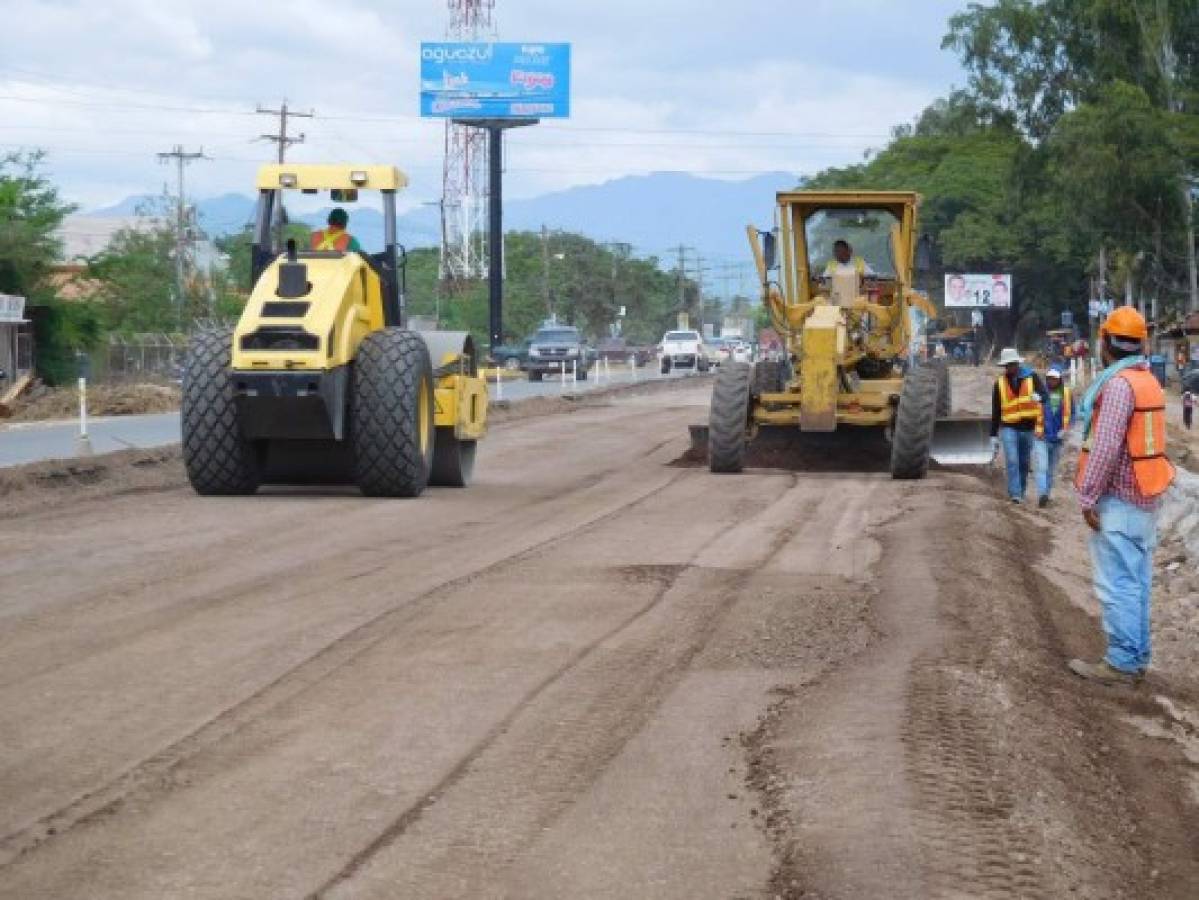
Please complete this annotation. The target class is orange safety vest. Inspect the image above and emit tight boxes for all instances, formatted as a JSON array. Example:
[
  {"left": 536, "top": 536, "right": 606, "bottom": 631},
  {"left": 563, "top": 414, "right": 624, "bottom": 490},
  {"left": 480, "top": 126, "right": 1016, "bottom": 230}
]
[
  {"left": 1075, "top": 368, "right": 1175, "bottom": 499},
  {"left": 997, "top": 374, "right": 1040, "bottom": 426},
  {"left": 1035, "top": 385, "right": 1072, "bottom": 438},
  {"left": 311, "top": 228, "right": 351, "bottom": 252}
]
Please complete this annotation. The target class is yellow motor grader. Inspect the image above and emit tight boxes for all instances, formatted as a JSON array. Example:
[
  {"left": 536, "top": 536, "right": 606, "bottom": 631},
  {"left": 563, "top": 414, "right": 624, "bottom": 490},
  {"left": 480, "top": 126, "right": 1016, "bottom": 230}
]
[
  {"left": 706, "top": 190, "right": 990, "bottom": 477},
  {"left": 181, "top": 164, "right": 487, "bottom": 497}
]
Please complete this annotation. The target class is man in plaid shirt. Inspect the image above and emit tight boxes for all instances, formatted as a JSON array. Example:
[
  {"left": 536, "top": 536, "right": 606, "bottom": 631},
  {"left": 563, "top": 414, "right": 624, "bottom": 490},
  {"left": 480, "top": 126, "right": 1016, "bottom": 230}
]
[{"left": 1071, "top": 307, "right": 1174, "bottom": 686}]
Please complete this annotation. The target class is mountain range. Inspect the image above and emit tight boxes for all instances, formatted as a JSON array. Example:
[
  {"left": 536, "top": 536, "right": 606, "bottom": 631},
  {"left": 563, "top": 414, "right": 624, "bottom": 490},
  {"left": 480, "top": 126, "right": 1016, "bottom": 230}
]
[{"left": 90, "top": 171, "right": 799, "bottom": 264}]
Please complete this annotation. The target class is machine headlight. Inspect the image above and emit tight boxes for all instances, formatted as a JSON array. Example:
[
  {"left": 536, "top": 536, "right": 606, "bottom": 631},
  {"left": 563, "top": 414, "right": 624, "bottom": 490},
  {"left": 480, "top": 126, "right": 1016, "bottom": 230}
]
[
  {"left": 278, "top": 173, "right": 298, "bottom": 187},
  {"left": 567, "top": 348, "right": 579, "bottom": 356},
  {"left": 529, "top": 347, "right": 540, "bottom": 357},
  {"left": 350, "top": 170, "right": 368, "bottom": 185}
]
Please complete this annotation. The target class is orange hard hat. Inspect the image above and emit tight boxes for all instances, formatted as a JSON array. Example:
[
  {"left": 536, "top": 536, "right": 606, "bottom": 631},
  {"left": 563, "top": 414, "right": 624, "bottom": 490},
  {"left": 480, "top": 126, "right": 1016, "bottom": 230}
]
[{"left": 1100, "top": 306, "right": 1148, "bottom": 341}]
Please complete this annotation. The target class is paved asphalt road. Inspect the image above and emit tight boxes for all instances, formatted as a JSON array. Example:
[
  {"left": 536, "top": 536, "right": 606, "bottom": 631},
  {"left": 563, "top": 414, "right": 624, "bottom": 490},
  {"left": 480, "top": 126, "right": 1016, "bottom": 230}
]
[{"left": 0, "top": 366, "right": 693, "bottom": 468}]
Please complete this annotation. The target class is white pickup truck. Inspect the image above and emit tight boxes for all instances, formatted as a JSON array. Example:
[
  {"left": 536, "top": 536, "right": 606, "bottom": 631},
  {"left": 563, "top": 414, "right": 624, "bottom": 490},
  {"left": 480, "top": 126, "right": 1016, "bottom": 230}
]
[{"left": 658, "top": 330, "right": 711, "bottom": 375}]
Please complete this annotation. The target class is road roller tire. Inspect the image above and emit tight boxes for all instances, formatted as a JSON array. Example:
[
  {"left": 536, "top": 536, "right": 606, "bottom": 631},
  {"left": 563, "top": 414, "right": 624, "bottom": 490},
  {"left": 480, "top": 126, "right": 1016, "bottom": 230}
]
[
  {"left": 430, "top": 428, "right": 477, "bottom": 488},
  {"left": 181, "top": 327, "right": 260, "bottom": 495},
  {"left": 351, "top": 328, "right": 435, "bottom": 497}
]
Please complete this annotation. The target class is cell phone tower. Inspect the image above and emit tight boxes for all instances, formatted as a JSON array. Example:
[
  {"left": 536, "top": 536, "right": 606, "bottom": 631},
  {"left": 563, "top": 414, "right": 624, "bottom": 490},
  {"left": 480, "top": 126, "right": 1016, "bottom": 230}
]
[{"left": 440, "top": 0, "right": 496, "bottom": 287}]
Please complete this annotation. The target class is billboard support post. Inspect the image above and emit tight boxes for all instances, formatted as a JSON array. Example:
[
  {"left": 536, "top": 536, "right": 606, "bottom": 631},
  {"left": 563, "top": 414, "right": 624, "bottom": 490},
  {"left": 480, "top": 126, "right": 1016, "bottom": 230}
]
[{"left": 455, "top": 118, "right": 538, "bottom": 351}]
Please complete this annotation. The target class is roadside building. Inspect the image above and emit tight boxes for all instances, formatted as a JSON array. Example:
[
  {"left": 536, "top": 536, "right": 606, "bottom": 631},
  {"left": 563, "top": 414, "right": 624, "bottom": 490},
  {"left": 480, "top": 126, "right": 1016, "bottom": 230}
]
[{"left": 0, "top": 293, "right": 34, "bottom": 387}]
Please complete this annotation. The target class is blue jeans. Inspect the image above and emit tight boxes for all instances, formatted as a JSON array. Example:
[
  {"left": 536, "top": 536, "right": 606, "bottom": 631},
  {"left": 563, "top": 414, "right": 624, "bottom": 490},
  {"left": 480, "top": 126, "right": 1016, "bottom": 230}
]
[
  {"left": 1000, "top": 427, "right": 1034, "bottom": 500},
  {"left": 1034, "top": 439, "right": 1063, "bottom": 499},
  {"left": 1089, "top": 496, "right": 1158, "bottom": 673}
]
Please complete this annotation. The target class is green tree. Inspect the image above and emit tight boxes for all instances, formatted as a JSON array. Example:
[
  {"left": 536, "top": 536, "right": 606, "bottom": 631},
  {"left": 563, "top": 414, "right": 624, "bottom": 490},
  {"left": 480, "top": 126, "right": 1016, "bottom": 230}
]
[
  {"left": 0, "top": 150, "right": 98, "bottom": 384},
  {"left": 86, "top": 219, "right": 177, "bottom": 333},
  {"left": 944, "top": 0, "right": 1199, "bottom": 313}
]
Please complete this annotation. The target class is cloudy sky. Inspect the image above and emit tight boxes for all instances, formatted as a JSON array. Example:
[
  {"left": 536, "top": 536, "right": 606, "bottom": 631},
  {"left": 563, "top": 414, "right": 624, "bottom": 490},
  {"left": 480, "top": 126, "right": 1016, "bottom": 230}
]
[{"left": 0, "top": 0, "right": 969, "bottom": 212}]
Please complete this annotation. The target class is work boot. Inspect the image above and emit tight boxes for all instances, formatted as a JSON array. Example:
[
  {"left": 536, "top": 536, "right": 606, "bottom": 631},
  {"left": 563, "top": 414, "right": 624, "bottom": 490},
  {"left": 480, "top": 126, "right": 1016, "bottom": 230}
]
[
  {"left": 1067, "top": 658, "right": 1140, "bottom": 686},
  {"left": 1038, "top": 496, "right": 1050, "bottom": 509},
  {"left": 1011, "top": 496, "right": 1023, "bottom": 505}
]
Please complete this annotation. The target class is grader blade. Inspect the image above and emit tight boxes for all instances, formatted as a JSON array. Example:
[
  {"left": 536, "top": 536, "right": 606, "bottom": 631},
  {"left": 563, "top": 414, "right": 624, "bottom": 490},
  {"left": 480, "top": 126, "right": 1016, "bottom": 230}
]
[{"left": 930, "top": 417, "right": 993, "bottom": 466}]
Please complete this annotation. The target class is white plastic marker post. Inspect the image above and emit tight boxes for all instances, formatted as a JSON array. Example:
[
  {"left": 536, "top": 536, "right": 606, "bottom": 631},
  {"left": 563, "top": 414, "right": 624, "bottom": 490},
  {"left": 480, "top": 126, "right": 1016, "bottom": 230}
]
[
  {"left": 630, "top": 356, "right": 636, "bottom": 382},
  {"left": 75, "top": 352, "right": 93, "bottom": 456}
]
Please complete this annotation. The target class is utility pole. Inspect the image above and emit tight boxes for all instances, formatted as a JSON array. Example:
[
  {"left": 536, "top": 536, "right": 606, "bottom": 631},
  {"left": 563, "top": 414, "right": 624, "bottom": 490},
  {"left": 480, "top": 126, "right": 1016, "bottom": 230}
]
[
  {"left": 256, "top": 100, "right": 314, "bottom": 163},
  {"left": 673, "top": 245, "right": 693, "bottom": 329},
  {"left": 542, "top": 225, "right": 552, "bottom": 316},
  {"left": 156, "top": 145, "right": 207, "bottom": 329},
  {"left": 694, "top": 254, "right": 710, "bottom": 337}
]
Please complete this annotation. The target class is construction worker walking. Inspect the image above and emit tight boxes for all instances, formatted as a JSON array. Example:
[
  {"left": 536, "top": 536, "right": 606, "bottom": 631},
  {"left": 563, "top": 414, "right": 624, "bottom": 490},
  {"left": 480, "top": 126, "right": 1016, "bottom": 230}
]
[
  {"left": 1034, "top": 366, "right": 1074, "bottom": 508},
  {"left": 1071, "top": 307, "right": 1176, "bottom": 686},
  {"left": 990, "top": 347, "right": 1046, "bottom": 504}
]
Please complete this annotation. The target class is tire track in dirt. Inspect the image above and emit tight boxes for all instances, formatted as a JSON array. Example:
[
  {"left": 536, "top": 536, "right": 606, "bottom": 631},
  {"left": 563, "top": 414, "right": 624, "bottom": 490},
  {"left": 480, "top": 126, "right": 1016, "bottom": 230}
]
[
  {"left": 0, "top": 463, "right": 689, "bottom": 870},
  {"left": 314, "top": 472, "right": 823, "bottom": 898},
  {"left": 0, "top": 402, "right": 682, "bottom": 678},
  {"left": 900, "top": 481, "right": 1199, "bottom": 900}
]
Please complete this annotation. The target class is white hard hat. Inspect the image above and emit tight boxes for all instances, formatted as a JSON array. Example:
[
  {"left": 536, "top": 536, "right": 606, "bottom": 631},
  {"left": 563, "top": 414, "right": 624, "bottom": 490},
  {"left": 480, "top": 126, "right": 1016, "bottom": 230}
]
[
  {"left": 1046, "top": 367, "right": 1062, "bottom": 379},
  {"left": 997, "top": 347, "right": 1023, "bottom": 366}
]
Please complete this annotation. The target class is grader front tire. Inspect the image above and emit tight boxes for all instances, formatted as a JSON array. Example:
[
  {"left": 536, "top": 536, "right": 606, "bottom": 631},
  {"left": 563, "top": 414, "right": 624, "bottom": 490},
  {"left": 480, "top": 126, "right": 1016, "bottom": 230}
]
[
  {"left": 352, "top": 328, "right": 435, "bottom": 497},
  {"left": 708, "top": 361, "right": 752, "bottom": 473},
  {"left": 181, "top": 327, "right": 260, "bottom": 496},
  {"left": 890, "top": 366, "right": 939, "bottom": 480}
]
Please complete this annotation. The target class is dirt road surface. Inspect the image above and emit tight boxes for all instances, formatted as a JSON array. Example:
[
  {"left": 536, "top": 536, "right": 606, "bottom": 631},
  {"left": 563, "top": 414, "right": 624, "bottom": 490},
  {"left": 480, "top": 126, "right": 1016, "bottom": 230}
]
[{"left": 1, "top": 376, "right": 1197, "bottom": 898}]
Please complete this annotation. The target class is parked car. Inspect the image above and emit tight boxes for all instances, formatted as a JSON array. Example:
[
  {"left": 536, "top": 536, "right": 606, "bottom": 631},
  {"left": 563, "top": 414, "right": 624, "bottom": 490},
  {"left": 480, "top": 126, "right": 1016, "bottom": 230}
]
[
  {"left": 526, "top": 326, "right": 592, "bottom": 381},
  {"left": 490, "top": 338, "right": 531, "bottom": 371},
  {"left": 658, "top": 329, "right": 710, "bottom": 374},
  {"left": 596, "top": 337, "right": 650, "bottom": 367}
]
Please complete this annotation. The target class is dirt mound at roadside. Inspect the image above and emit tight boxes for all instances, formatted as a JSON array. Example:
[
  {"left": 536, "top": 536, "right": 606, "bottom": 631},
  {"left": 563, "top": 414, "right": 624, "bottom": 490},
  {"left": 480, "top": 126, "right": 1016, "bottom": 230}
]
[{"left": 9, "top": 382, "right": 180, "bottom": 422}]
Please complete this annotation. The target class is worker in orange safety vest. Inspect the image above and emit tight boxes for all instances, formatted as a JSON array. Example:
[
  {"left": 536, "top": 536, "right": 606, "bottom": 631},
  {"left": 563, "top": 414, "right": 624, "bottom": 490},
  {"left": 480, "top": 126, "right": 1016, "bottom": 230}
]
[
  {"left": 310, "top": 208, "right": 363, "bottom": 253},
  {"left": 1070, "top": 306, "right": 1175, "bottom": 686}
]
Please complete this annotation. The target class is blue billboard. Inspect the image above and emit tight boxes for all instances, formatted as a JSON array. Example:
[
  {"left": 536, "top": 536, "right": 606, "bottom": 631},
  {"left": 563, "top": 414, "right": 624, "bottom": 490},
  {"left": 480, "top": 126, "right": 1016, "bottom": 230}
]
[{"left": 420, "top": 42, "right": 571, "bottom": 119}]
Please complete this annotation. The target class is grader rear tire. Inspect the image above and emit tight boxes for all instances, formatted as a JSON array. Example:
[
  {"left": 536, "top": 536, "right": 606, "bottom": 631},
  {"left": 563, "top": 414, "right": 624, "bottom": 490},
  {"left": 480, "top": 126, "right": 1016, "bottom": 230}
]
[
  {"left": 890, "top": 366, "right": 939, "bottom": 480},
  {"left": 752, "top": 359, "right": 788, "bottom": 397},
  {"left": 430, "top": 429, "right": 477, "bottom": 487},
  {"left": 709, "top": 361, "right": 752, "bottom": 473},
  {"left": 352, "top": 328, "right": 435, "bottom": 497},
  {"left": 181, "top": 327, "right": 260, "bottom": 495},
  {"left": 930, "top": 358, "right": 952, "bottom": 417}
]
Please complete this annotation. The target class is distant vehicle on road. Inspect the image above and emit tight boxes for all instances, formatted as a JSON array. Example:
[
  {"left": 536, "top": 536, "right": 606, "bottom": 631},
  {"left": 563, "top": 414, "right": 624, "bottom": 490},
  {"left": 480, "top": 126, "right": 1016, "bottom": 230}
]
[
  {"left": 596, "top": 337, "right": 650, "bottom": 367},
  {"left": 526, "top": 326, "right": 592, "bottom": 381},
  {"left": 658, "top": 329, "right": 710, "bottom": 375},
  {"left": 490, "top": 338, "right": 531, "bottom": 371}
]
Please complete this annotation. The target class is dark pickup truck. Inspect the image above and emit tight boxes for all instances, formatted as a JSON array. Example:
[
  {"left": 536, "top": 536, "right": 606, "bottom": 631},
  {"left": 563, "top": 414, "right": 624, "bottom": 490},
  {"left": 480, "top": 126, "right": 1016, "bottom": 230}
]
[
  {"left": 526, "top": 326, "right": 593, "bottom": 381},
  {"left": 490, "top": 339, "right": 530, "bottom": 371},
  {"left": 595, "top": 337, "right": 650, "bottom": 367}
]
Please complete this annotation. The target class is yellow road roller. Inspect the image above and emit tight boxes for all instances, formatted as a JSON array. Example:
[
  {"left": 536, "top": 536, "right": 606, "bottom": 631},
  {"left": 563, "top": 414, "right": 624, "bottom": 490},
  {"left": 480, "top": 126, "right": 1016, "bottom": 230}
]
[{"left": 182, "top": 164, "right": 487, "bottom": 496}]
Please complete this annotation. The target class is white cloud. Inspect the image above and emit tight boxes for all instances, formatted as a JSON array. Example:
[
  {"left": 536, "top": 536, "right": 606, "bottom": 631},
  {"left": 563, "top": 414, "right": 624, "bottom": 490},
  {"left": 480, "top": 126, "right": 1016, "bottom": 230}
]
[{"left": 0, "top": 0, "right": 964, "bottom": 210}]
